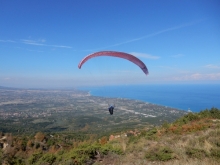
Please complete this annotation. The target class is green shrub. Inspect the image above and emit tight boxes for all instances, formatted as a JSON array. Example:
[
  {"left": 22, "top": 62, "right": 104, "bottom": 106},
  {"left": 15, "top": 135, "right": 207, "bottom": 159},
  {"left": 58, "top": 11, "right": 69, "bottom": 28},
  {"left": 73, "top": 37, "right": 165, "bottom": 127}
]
[
  {"left": 61, "top": 142, "right": 123, "bottom": 164},
  {"left": 145, "top": 146, "right": 175, "bottom": 161},
  {"left": 185, "top": 147, "right": 208, "bottom": 159},
  {"left": 128, "top": 128, "right": 158, "bottom": 144},
  {"left": 99, "top": 144, "right": 123, "bottom": 155},
  {"left": 174, "top": 108, "right": 220, "bottom": 126},
  {"left": 145, "top": 128, "right": 158, "bottom": 140},
  {"left": 209, "top": 107, "right": 220, "bottom": 119},
  {"left": 47, "top": 139, "right": 56, "bottom": 146},
  {"left": 7, "top": 157, "right": 25, "bottom": 165},
  {"left": 128, "top": 135, "right": 139, "bottom": 144},
  {"left": 210, "top": 148, "right": 220, "bottom": 159},
  {"left": 175, "top": 113, "right": 199, "bottom": 125},
  {"left": 197, "top": 108, "right": 220, "bottom": 119},
  {"left": 161, "top": 121, "right": 170, "bottom": 129},
  {"left": 38, "top": 153, "right": 56, "bottom": 164},
  {"left": 27, "top": 152, "right": 43, "bottom": 164}
]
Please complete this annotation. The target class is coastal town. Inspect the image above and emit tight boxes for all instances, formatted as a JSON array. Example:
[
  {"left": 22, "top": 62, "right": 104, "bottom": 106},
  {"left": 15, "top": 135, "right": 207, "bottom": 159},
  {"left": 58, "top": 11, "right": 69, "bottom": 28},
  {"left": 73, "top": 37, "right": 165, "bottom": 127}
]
[{"left": 0, "top": 87, "right": 187, "bottom": 134}]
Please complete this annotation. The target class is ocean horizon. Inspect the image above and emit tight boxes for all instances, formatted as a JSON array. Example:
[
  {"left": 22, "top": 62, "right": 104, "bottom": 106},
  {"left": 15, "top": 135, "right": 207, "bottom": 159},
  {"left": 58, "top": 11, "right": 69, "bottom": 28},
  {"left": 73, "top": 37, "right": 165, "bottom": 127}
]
[{"left": 79, "top": 84, "right": 220, "bottom": 112}]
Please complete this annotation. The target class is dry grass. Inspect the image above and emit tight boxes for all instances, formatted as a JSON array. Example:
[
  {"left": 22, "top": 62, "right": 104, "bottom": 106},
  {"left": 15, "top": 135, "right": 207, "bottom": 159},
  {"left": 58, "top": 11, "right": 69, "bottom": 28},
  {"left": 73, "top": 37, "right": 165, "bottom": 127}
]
[{"left": 96, "top": 119, "right": 220, "bottom": 165}]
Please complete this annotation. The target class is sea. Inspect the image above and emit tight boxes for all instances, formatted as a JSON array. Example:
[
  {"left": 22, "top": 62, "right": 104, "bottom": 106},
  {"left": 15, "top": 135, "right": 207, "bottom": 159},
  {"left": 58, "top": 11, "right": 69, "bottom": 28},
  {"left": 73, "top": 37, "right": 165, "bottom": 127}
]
[{"left": 79, "top": 84, "right": 220, "bottom": 112}]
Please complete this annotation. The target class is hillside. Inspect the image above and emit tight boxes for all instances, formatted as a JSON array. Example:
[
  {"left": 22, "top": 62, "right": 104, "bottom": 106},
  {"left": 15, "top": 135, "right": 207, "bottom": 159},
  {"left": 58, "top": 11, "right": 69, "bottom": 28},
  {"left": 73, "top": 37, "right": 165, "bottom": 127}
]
[{"left": 0, "top": 108, "right": 219, "bottom": 165}]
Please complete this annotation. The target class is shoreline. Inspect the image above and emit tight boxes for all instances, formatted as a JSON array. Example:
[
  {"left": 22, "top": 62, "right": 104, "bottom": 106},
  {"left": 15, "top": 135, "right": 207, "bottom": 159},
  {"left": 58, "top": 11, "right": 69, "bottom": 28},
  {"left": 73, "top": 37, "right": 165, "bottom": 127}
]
[{"left": 78, "top": 84, "right": 220, "bottom": 112}]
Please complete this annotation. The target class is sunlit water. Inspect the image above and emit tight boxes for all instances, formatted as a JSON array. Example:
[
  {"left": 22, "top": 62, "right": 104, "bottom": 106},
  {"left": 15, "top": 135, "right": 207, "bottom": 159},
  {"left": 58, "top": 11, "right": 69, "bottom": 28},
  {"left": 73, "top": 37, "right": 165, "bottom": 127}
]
[{"left": 79, "top": 84, "right": 220, "bottom": 112}]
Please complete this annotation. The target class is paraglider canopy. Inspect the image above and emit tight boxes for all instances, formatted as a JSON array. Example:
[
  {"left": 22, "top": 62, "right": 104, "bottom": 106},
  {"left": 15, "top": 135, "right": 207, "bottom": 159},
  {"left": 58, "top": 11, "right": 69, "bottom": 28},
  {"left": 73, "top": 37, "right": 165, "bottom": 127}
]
[{"left": 78, "top": 51, "right": 149, "bottom": 75}]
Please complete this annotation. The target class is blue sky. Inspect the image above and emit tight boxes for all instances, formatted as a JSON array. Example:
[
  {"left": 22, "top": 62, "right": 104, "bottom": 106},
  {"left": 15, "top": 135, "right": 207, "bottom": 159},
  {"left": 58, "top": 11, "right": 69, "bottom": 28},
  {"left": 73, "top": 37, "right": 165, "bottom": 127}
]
[{"left": 0, "top": 0, "right": 220, "bottom": 88}]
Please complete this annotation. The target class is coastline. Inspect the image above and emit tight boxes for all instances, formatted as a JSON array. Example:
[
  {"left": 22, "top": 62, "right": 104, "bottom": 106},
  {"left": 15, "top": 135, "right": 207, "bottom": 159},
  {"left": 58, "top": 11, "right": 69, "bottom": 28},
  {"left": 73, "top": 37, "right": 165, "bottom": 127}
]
[{"left": 79, "top": 84, "right": 220, "bottom": 112}]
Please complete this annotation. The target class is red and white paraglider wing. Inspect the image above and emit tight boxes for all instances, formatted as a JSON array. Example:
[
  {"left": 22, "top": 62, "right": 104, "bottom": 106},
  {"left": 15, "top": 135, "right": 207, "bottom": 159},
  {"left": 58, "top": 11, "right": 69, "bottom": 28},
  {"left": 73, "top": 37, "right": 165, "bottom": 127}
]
[{"left": 78, "top": 51, "right": 148, "bottom": 75}]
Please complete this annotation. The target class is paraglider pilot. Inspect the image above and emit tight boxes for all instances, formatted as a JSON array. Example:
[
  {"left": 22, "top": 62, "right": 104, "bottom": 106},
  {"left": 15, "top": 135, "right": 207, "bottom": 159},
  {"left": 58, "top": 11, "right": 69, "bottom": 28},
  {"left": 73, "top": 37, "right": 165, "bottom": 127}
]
[{"left": 108, "top": 105, "right": 114, "bottom": 115}]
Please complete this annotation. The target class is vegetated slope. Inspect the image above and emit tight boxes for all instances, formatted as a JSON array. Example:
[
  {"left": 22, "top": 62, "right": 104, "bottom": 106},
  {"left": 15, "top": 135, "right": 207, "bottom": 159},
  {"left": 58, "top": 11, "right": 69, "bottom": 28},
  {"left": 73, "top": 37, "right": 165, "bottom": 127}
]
[{"left": 0, "top": 108, "right": 220, "bottom": 165}]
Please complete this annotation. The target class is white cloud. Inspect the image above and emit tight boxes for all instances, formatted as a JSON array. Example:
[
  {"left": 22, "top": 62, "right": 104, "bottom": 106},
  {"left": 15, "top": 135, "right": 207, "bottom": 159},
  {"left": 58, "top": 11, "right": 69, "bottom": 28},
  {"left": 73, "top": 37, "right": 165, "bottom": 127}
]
[
  {"left": 84, "top": 19, "right": 204, "bottom": 51},
  {"left": 204, "top": 64, "right": 220, "bottom": 69},
  {"left": 0, "top": 38, "right": 72, "bottom": 49},
  {"left": 171, "top": 73, "right": 220, "bottom": 81},
  {"left": 0, "top": 39, "right": 15, "bottom": 43},
  {"left": 21, "top": 39, "right": 72, "bottom": 48},
  {"left": 3, "top": 77, "right": 11, "bottom": 80},
  {"left": 130, "top": 52, "right": 160, "bottom": 59}
]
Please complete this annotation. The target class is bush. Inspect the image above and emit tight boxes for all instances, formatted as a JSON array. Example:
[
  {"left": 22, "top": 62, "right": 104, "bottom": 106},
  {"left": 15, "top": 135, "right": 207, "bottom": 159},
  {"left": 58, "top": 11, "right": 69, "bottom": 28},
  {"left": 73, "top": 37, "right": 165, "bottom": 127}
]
[
  {"left": 174, "top": 108, "right": 220, "bottom": 126},
  {"left": 185, "top": 147, "right": 208, "bottom": 159},
  {"left": 61, "top": 142, "right": 123, "bottom": 164},
  {"left": 197, "top": 108, "right": 220, "bottom": 119},
  {"left": 145, "top": 128, "right": 158, "bottom": 140},
  {"left": 7, "top": 157, "right": 25, "bottom": 165},
  {"left": 27, "top": 152, "right": 43, "bottom": 164},
  {"left": 210, "top": 148, "right": 220, "bottom": 159},
  {"left": 145, "top": 146, "right": 175, "bottom": 161},
  {"left": 99, "top": 144, "right": 123, "bottom": 155},
  {"left": 128, "top": 135, "right": 139, "bottom": 144},
  {"left": 161, "top": 121, "right": 170, "bottom": 130},
  {"left": 209, "top": 107, "right": 220, "bottom": 119},
  {"left": 38, "top": 153, "right": 56, "bottom": 164},
  {"left": 175, "top": 113, "right": 199, "bottom": 125}
]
